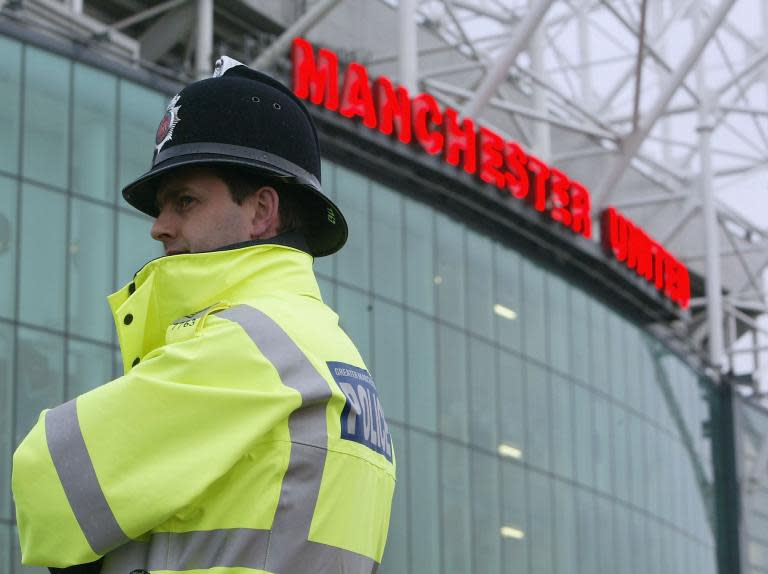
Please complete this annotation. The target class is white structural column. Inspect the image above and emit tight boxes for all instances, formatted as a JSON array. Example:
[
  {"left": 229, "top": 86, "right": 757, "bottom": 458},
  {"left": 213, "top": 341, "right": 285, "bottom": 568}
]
[
  {"left": 399, "top": 0, "right": 418, "bottom": 94},
  {"left": 592, "top": 0, "right": 737, "bottom": 206},
  {"left": 69, "top": 0, "right": 83, "bottom": 13},
  {"left": 529, "top": 0, "right": 549, "bottom": 161},
  {"left": 577, "top": 1, "right": 592, "bottom": 106},
  {"left": 697, "top": 7, "right": 724, "bottom": 372},
  {"left": 252, "top": 0, "right": 344, "bottom": 70},
  {"left": 196, "top": 0, "right": 213, "bottom": 79},
  {"left": 463, "top": 0, "right": 555, "bottom": 118}
]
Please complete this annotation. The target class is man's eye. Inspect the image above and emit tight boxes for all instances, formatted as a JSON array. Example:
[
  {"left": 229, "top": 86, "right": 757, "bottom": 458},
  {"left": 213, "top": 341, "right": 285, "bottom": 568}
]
[{"left": 177, "top": 196, "right": 196, "bottom": 208}]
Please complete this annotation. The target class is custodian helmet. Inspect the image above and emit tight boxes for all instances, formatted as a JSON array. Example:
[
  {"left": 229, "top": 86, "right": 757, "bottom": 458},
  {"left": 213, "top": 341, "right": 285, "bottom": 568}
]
[{"left": 121, "top": 56, "right": 347, "bottom": 257}]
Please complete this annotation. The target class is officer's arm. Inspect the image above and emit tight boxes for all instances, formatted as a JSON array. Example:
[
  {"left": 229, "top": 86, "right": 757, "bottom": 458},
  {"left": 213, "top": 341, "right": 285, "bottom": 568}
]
[{"left": 12, "top": 316, "right": 301, "bottom": 568}]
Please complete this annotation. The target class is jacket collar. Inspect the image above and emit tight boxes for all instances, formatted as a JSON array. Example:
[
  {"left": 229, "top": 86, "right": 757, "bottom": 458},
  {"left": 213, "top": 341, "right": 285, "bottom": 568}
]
[{"left": 108, "top": 235, "right": 320, "bottom": 372}]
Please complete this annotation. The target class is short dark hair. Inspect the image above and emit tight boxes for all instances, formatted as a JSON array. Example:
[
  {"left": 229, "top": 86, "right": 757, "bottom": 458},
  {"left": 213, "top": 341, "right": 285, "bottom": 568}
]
[{"left": 213, "top": 166, "right": 304, "bottom": 234}]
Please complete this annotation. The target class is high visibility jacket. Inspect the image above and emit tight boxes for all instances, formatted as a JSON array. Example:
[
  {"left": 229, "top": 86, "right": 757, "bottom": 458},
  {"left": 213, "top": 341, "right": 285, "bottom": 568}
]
[{"left": 12, "top": 240, "right": 396, "bottom": 573}]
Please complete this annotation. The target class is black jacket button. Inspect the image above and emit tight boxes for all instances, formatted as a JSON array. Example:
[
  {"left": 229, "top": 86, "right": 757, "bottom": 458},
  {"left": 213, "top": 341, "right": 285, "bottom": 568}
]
[
  {"left": 124, "top": 314, "right": 133, "bottom": 325},
  {"left": 128, "top": 282, "right": 136, "bottom": 295}
]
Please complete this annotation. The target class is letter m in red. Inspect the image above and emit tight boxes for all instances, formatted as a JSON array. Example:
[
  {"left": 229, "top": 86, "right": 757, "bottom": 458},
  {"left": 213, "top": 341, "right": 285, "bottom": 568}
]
[{"left": 292, "top": 37, "right": 340, "bottom": 111}]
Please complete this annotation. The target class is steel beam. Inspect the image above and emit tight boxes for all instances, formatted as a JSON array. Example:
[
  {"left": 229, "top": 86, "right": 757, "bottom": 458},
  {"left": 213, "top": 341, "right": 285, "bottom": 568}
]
[
  {"left": 463, "top": 0, "right": 555, "bottom": 118},
  {"left": 698, "top": 2, "right": 725, "bottom": 371},
  {"left": 399, "top": 0, "right": 418, "bottom": 93},
  {"left": 613, "top": 192, "right": 689, "bottom": 209},
  {"left": 530, "top": 0, "right": 550, "bottom": 161},
  {"left": 195, "top": 0, "right": 213, "bottom": 79},
  {"left": 425, "top": 79, "right": 615, "bottom": 139},
  {"left": 107, "top": 0, "right": 187, "bottom": 33},
  {"left": 251, "top": 0, "right": 344, "bottom": 71},
  {"left": 592, "top": 0, "right": 737, "bottom": 207},
  {"left": 139, "top": 2, "right": 195, "bottom": 63},
  {"left": 597, "top": 0, "right": 696, "bottom": 113}
]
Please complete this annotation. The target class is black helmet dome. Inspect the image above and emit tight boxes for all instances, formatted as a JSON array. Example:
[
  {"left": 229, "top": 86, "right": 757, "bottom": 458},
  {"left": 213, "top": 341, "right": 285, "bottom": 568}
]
[{"left": 121, "top": 56, "right": 347, "bottom": 257}]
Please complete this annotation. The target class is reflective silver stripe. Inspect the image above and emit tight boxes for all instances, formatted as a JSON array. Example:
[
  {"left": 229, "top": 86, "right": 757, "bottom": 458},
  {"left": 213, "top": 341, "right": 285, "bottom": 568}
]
[
  {"left": 101, "top": 529, "right": 270, "bottom": 573},
  {"left": 220, "top": 305, "right": 378, "bottom": 573},
  {"left": 45, "top": 399, "right": 129, "bottom": 554},
  {"left": 103, "top": 305, "right": 378, "bottom": 573},
  {"left": 101, "top": 530, "right": 377, "bottom": 574}
]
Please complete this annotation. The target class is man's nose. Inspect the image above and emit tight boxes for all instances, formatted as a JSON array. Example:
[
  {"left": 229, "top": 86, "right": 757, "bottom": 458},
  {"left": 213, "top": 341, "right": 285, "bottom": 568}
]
[{"left": 150, "top": 206, "right": 177, "bottom": 241}]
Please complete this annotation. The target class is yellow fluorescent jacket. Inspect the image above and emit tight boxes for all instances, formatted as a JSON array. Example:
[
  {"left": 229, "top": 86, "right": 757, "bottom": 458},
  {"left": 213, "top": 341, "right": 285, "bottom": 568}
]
[{"left": 12, "top": 242, "right": 396, "bottom": 573}]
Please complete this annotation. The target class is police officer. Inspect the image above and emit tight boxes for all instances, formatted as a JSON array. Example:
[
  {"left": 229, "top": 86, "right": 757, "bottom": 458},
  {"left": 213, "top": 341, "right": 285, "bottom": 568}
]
[{"left": 13, "top": 57, "right": 395, "bottom": 574}]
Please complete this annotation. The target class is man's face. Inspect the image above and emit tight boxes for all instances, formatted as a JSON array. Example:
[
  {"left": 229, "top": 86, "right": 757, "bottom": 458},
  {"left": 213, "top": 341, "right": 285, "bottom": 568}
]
[{"left": 151, "top": 166, "right": 255, "bottom": 255}]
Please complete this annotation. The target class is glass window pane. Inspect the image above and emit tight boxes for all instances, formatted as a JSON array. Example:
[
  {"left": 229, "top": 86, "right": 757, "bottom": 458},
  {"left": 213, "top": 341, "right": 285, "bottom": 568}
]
[
  {"left": 575, "top": 488, "right": 597, "bottom": 574},
  {"left": 472, "top": 450, "right": 500, "bottom": 574},
  {"left": 625, "top": 326, "right": 643, "bottom": 413},
  {"left": 0, "top": 523, "right": 7, "bottom": 572},
  {"left": 628, "top": 412, "right": 646, "bottom": 510},
  {"left": 441, "top": 442, "right": 471, "bottom": 574},
  {"left": 0, "top": 323, "right": 14, "bottom": 520},
  {"left": 547, "top": 274, "right": 570, "bottom": 374},
  {"left": 614, "top": 505, "right": 633, "bottom": 574},
  {"left": 573, "top": 383, "right": 595, "bottom": 487},
  {"left": 316, "top": 276, "right": 334, "bottom": 307},
  {"left": 69, "top": 199, "right": 114, "bottom": 340},
  {"left": 553, "top": 479, "right": 577, "bottom": 574},
  {"left": 117, "top": 211, "right": 161, "bottom": 287},
  {"left": 371, "top": 182, "right": 403, "bottom": 302},
  {"left": 521, "top": 260, "right": 546, "bottom": 363},
  {"left": 15, "top": 327, "right": 64, "bottom": 446},
  {"left": 406, "top": 311, "right": 437, "bottom": 432},
  {"left": 466, "top": 229, "right": 493, "bottom": 338},
  {"left": 435, "top": 213, "right": 465, "bottom": 328},
  {"left": 372, "top": 299, "right": 405, "bottom": 423},
  {"left": 525, "top": 362, "right": 551, "bottom": 472},
  {"left": 409, "top": 430, "right": 440, "bottom": 573},
  {"left": 529, "top": 471, "right": 554, "bottom": 574},
  {"left": 595, "top": 495, "right": 616, "bottom": 574},
  {"left": 23, "top": 47, "right": 70, "bottom": 188},
  {"left": 551, "top": 374, "right": 574, "bottom": 480},
  {"left": 589, "top": 299, "right": 609, "bottom": 393},
  {"left": 0, "top": 176, "right": 18, "bottom": 319},
  {"left": 335, "top": 166, "right": 370, "bottom": 292},
  {"left": 438, "top": 324, "right": 468, "bottom": 441},
  {"left": 72, "top": 64, "right": 117, "bottom": 202},
  {"left": 570, "top": 287, "right": 589, "bottom": 383},
  {"left": 613, "top": 404, "right": 631, "bottom": 503},
  {"left": 404, "top": 199, "right": 434, "bottom": 314},
  {"left": 336, "top": 285, "right": 371, "bottom": 366},
  {"left": 67, "top": 340, "right": 113, "bottom": 399},
  {"left": 379, "top": 424, "right": 407, "bottom": 574},
  {"left": 593, "top": 395, "right": 613, "bottom": 494},
  {"left": 494, "top": 244, "right": 521, "bottom": 352},
  {"left": 631, "top": 510, "right": 649, "bottom": 574},
  {"left": 118, "top": 81, "right": 166, "bottom": 191},
  {"left": 608, "top": 311, "right": 627, "bottom": 403},
  {"left": 501, "top": 461, "right": 528, "bottom": 573},
  {"left": 0, "top": 37, "right": 22, "bottom": 175},
  {"left": 469, "top": 338, "right": 498, "bottom": 449},
  {"left": 19, "top": 184, "right": 66, "bottom": 330},
  {"left": 498, "top": 349, "right": 525, "bottom": 459}
]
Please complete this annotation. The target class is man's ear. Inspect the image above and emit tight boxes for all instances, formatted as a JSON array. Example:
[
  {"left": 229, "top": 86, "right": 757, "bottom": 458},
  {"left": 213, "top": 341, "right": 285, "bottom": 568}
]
[{"left": 244, "top": 186, "right": 281, "bottom": 239}]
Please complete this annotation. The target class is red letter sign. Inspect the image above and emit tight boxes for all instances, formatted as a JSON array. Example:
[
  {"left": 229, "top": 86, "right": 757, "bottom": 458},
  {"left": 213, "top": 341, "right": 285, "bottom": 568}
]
[{"left": 292, "top": 37, "right": 339, "bottom": 111}]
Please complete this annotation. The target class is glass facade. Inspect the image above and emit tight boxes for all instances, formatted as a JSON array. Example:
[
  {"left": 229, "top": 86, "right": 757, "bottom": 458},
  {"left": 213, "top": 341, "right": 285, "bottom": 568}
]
[
  {"left": 0, "top": 35, "right": 721, "bottom": 574},
  {"left": 735, "top": 396, "right": 768, "bottom": 574}
]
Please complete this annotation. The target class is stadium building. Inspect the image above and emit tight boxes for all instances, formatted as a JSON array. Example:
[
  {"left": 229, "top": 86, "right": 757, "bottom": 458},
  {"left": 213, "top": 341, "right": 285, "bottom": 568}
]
[{"left": 1, "top": 1, "right": 767, "bottom": 573}]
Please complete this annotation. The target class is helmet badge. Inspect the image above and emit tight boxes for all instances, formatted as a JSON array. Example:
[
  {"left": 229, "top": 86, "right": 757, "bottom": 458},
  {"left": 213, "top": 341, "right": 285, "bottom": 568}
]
[{"left": 155, "top": 94, "right": 181, "bottom": 154}]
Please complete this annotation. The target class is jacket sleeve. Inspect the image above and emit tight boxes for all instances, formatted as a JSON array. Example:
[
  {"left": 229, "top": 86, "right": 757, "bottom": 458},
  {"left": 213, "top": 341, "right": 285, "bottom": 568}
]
[{"left": 12, "top": 315, "right": 302, "bottom": 567}]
